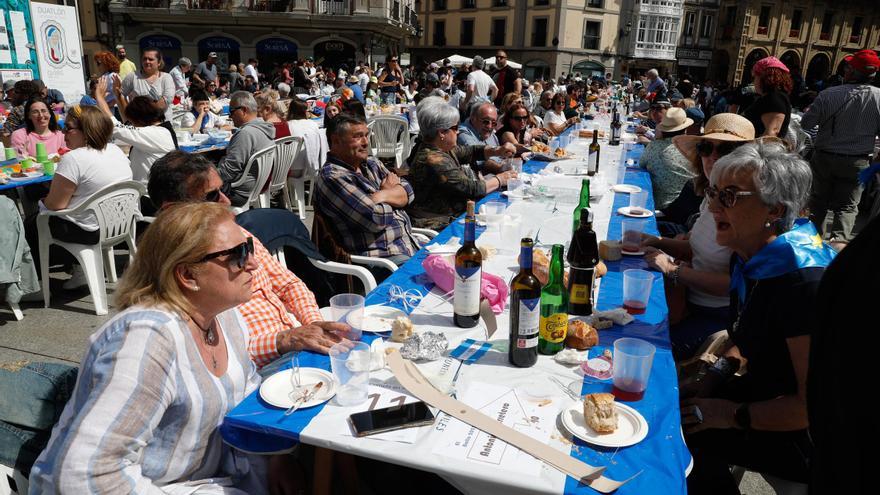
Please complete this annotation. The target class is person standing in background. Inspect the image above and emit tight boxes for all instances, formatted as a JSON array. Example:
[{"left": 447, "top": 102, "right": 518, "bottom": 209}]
[
  {"left": 169, "top": 57, "right": 192, "bottom": 99},
  {"left": 116, "top": 45, "right": 137, "bottom": 81}
]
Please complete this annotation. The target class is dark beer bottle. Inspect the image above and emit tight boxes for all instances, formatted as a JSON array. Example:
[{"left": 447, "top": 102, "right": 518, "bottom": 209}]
[
  {"left": 588, "top": 131, "right": 600, "bottom": 175},
  {"left": 610, "top": 107, "right": 622, "bottom": 146},
  {"left": 454, "top": 201, "right": 482, "bottom": 328},
  {"left": 509, "top": 238, "right": 541, "bottom": 367},
  {"left": 538, "top": 244, "right": 568, "bottom": 355},
  {"left": 567, "top": 209, "right": 599, "bottom": 316}
]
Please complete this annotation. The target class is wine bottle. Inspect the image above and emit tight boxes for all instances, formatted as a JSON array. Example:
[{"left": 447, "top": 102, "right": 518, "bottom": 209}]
[
  {"left": 454, "top": 201, "right": 482, "bottom": 328},
  {"left": 572, "top": 178, "right": 591, "bottom": 232},
  {"left": 610, "top": 107, "right": 622, "bottom": 146},
  {"left": 538, "top": 244, "right": 568, "bottom": 355},
  {"left": 567, "top": 209, "right": 599, "bottom": 316},
  {"left": 509, "top": 238, "right": 541, "bottom": 367},
  {"left": 588, "top": 131, "right": 600, "bottom": 176}
]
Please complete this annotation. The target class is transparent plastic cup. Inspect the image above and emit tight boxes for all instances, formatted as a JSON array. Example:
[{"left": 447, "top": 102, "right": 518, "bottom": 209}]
[
  {"left": 621, "top": 219, "right": 646, "bottom": 253},
  {"left": 629, "top": 190, "right": 649, "bottom": 212},
  {"left": 330, "top": 341, "right": 371, "bottom": 406},
  {"left": 622, "top": 269, "right": 654, "bottom": 315},
  {"left": 329, "top": 293, "right": 364, "bottom": 340},
  {"left": 612, "top": 338, "right": 655, "bottom": 401}
]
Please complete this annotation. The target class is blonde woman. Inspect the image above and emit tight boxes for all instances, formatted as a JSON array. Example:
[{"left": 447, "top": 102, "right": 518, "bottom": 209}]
[{"left": 255, "top": 89, "right": 291, "bottom": 139}]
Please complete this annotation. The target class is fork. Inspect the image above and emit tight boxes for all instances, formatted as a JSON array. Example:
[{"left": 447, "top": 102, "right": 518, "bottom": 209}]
[{"left": 549, "top": 376, "right": 582, "bottom": 401}]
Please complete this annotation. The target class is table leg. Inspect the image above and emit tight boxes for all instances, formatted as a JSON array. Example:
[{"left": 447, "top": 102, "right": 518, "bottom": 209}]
[
  {"left": 16, "top": 185, "right": 39, "bottom": 218},
  {"left": 312, "top": 447, "right": 333, "bottom": 495}
]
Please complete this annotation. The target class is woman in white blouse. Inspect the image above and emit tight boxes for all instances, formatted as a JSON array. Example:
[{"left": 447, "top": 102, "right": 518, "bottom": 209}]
[
  {"left": 119, "top": 48, "right": 176, "bottom": 124},
  {"left": 95, "top": 76, "right": 176, "bottom": 186},
  {"left": 29, "top": 202, "right": 300, "bottom": 494},
  {"left": 542, "top": 93, "right": 579, "bottom": 136}
]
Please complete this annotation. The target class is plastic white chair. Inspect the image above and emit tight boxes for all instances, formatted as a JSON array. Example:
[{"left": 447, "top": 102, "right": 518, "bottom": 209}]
[
  {"left": 260, "top": 136, "right": 303, "bottom": 210},
  {"left": 230, "top": 144, "right": 276, "bottom": 214},
  {"left": 367, "top": 115, "right": 410, "bottom": 169},
  {"left": 37, "top": 181, "right": 145, "bottom": 316},
  {"left": 0, "top": 463, "right": 27, "bottom": 495}
]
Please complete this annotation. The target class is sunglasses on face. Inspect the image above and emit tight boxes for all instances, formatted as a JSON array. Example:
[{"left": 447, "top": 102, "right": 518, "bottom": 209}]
[
  {"left": 705, "top": 185, "right": 756, "bottom": 209},
  {"left": 204, "top": 188, "right": 222, "bottom": 202},
  {"left": 197, "top": 237, "right": 254, "bottom": 270},
  {"left": 229, "top": 106, "right": 245, "bottom": 114},
  {"left": 511, "top": 115, "right": 529, "bottom": 121},
  {"left": 696, "top": 140, "right": 743, "bottom": 158}
]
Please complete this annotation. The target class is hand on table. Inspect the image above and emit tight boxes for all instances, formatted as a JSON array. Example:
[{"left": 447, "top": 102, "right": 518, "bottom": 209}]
[
  {"left": 277, "top": 321, "right": 353, "bottom": 355},
  {"left": 681, "top": 398, "right": 738, "bottom": 434},
  {"left": 496, "top": 170, "right": 518, "bottom": 187},
  {"left": 644, "top": 248, "right": 676, "bottom": 275},
  {"left": 492, "top": 142, "right": 517, "bottom": 158},
  {"left": 640, "top": 232, "right": 661, "bottom": 248}
]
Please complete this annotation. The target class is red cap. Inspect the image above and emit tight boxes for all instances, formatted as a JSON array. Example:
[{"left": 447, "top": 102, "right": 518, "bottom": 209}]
[{"left": 846, "top": 50, "right": 880, "bottom": 74}]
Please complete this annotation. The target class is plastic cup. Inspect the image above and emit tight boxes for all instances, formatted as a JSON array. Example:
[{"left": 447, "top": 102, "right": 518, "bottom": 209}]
[
  {"left": 629, "top": 189, "right": 648, "bottom": 212},
  {"left": 621, "top": 219, "right": 646, "bottom": 253},
  {"left": 480, "top": 200, "right": 506, "bottom": 227},
  {"left": 4, "top": 148, "right": 16, "bottom": 160},
  {"left": 41, "top": 160, "right": 55, "bottom": 176},
  {"left": 35, "top": 142, "right": 47, "bottom": 160},
  {"left": 329, "top": 341, "right": 371, "bottom": 406},
  {"left": 329, "top": 293, "right": 364, "bottom": 340},
  {"left": 622, "top": 269, "right": 654, "bottom": 315},
  {"left": 500, "top": 214, "right": 523, "bottom": 248},
  {"left": 612, "top": 338, "right": 655, "bottom": 401},
  {"left": 507, "top": 178, "right": 523, "bottom": 193}
]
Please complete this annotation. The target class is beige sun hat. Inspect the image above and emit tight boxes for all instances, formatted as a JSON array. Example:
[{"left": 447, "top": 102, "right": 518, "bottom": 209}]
[
  {"left": 672, "top": 113, "right": 756, "bottom": 162},
  {"left": 656, "top": 107, "right": 693, "bottom": 133}
]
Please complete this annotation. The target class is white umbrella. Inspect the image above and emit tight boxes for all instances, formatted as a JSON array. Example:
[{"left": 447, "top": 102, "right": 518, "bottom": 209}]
[
  {"left": 485, "top": 56, "right": 522, "bottom": 69},
  {"left": 435, "top": 54, "right": 473, "bottom": 66}
]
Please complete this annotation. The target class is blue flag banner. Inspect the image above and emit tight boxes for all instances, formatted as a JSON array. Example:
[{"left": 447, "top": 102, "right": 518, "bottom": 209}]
[
  {"left": 730, "top": 218, "right": 836, "bottom": 301},
  {"left": 449, "top": 339, "right": 493, "bottom": 363}
]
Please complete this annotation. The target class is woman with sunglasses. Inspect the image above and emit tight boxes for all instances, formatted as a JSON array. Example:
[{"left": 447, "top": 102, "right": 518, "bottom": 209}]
[
  {"left": 637, "top": 114, "right": 755, "bottom": 360},
  {"left": 497, "top": 103, "right": 546, "bottom": 154},
  {"left": 30, "top": 202, "right": 300, "bottom": 494},
  {"left": 542, "top": 93, "right": 579, "bottom": 136},
  {"left": 406, "top": 96, "right": 517, "bottom": 229},
  {"left": 680, "top": 140, "right": 835, "bottom": 494},
  {"left": 23, "top": 105, "right": 132, "bottom": 289}
]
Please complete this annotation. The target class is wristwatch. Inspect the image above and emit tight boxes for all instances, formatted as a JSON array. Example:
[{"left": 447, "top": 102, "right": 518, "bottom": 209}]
[{"left": 734, "top": 402, "right": 751, "bottom": 430}]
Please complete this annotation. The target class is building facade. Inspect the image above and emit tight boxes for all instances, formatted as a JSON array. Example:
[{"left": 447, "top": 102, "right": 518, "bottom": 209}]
[
  {"left": 675, "top": 0, "right": 717, "bottom": 81},
  {"left": 410, "top": 0, "right": 626, "bottom": 81},
  {"left": 105, "top": 0, "right": 417, "bottom": 74},
  {"left": 713, "top": 0, "right": 880, "bottom": 88},
  {"left": 616, "top": 0, "right": 683, "bottom": 77}
]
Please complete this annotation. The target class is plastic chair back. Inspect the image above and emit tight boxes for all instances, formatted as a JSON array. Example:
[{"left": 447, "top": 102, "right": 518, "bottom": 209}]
[
  {"left": 91, "top": 182, "right": 145, "bottom": 246},
  {"left": 270, "top": 136, "right": 303, "bottom": 195},
  {"left": 230, "top": 144, "right": 276, "bottom": 211},
  {"left": 368, "top": 115, "right": 408, "bottom": 159}
]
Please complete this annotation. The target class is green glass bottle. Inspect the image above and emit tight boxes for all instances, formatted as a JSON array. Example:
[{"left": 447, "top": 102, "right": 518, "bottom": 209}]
[
  {"left": 538, "top": 244, "right": 569, "bottom": 355},
  {"left": 572, "top": 178, "right": 591, "bottom": 232}
]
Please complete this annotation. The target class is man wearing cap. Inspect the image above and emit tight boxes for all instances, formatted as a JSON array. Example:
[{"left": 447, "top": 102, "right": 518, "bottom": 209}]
[
  {"left": 116, "top": 45, "right": 137, "bottom": 81},
  {"left": 463, "top": 55, "right": 498, "bottom": 113},
  {"left": 170, "top": 57, "right": 192, "bottom": 98},
  {"left": 801, "top": 49, "right": 880, "bottom": 243},
  {"left": 492, "top": 50, "right": 521, "bottom": 107},
  {"left": 636, "top": 92, "right": 671, "bottom": 143},
  {"left": 346, "top": 74, "right": 365, "bottom": 103},
  {"left": 193, "top": 53, "right": 219, "bottom": 87},
  {"left": 457, "top": 102, "right": 505, "bottom": 173},
  {"left": 640, "top": 107, "right": 696, "bottom": 210}
]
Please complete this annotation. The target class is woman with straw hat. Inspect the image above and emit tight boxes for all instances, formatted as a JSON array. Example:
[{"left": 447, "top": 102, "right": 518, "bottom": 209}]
[{"left": 638, "top": 113, "right": 755, "bottom": 360}]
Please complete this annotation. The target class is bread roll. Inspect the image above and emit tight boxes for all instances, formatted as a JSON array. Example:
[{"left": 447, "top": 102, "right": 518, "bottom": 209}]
[
  {"left": 525, "top": 249, "right": 570, "bottom": 287},
  {"left": 391, "top": 316, "right": 414, "bottom": 343},
  {"left": 596, "top": 260, "right": 607, "bottom": 278},
  {"left": 565, "top": 320, "right": 598, "bottom": 350},
  {"left": 583, "top": 393, "right": 618, "bottom": 434}
]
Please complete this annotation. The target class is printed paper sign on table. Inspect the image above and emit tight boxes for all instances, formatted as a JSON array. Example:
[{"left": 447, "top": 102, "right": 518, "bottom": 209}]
[{"left": 29, "top": 2, "right": 85, "bottom": 104}]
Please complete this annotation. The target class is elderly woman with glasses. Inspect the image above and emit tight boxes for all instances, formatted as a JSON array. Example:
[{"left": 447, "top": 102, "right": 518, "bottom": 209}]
[
  {"left": 406, "top": 96, "right": 517, "bottom": 229},
  {"left": 29, "top": 202, "right": 302, "bottom": 494},
  {"left": 639, "top": 114, "right": 755, "bottom": 360},
  {"left": 542, "top": 93, "right": 579, "bottom": 136},
  {"left": 679, "top": 140, "right": 835, "bottom": 494}
]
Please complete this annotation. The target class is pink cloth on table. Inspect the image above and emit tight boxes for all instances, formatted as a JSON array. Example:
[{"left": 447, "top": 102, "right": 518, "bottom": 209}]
[{"left": 421, "top": 254, "right": 508, "bottom": 314}]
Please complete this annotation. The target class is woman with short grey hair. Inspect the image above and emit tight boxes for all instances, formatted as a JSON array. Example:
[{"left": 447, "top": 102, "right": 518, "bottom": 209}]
[
  {"left": 405, "top": 96, "right": 517, "bottom": 229},
  {"left": 681, "top": 139, "right": 836, "bottom": 492}
]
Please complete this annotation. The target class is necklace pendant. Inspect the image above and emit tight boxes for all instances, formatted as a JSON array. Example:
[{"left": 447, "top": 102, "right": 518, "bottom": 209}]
[{"left": 211, "top": 354, "right": 218, "bottom": 369}]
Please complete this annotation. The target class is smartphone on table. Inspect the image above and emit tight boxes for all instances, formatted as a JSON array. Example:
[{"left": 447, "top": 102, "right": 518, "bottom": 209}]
[{"left": 348, "top": 401, "right": 436, "bottom": 437}]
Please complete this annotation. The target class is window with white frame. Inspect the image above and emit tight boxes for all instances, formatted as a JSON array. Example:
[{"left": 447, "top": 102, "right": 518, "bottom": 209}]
[
  {"left": 635, "top": 15, "right": 679, "bottom": 54},
  {"left": 684, "top": 12, "right": 695, "bottom": 37},
  {"left": 700, "top": 14, "right": 713, "bottom": 38}
]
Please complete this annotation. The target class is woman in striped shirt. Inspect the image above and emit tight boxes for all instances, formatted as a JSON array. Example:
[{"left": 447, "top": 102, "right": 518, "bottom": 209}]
[{"left": 29, "top": 202, "right": 296, "bottom": 494}]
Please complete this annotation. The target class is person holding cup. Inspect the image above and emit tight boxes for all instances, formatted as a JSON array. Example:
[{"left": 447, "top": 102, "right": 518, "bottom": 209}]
[
  {"left": 10, "top": 98, "right": 65, "bottom": 157},
  {"left": 640, "top": 114, "right": 755, "bottom": 360},
  {"left": 680, "top": 140, "right": 836, "bottom": 493}
]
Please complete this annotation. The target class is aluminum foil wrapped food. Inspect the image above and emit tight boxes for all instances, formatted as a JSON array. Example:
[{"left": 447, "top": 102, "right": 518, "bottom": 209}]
[{"left": 400, "top": 331, "right": 449, "bottom": 361}]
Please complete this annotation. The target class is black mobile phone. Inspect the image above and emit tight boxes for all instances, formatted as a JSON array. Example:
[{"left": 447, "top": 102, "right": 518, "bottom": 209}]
[{"left": 349, "top": 401, "right": 436, "bottom": 437}]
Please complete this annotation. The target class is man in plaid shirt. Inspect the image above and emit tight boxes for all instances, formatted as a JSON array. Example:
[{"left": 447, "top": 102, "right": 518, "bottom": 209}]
[
  {"left": 314, "top": 114, "right": 419, "bottom": 266},
  {"left": 148, "top": 151, "right": 353, "bottom": 368}
]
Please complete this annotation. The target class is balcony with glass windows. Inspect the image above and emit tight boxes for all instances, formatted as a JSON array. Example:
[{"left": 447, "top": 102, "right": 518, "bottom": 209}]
[
  {"left": 112, "top": 0, "right": 418, "bottom": 33},
  {"left": 636, "top": 0, "right": 683, "bottom": 18}
]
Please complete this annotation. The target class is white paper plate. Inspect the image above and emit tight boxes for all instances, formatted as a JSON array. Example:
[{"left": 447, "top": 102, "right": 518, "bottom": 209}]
[
  {"left": 617, "top": 206, "right": 653, "bottom": 218},
  {"left": 560, "top": 401, "right": 649, "bottom": 448},
  {"left": 356, "top": 305, "right": 407, "bottom": 333},
  {"left": 9, "top": 172, "right": 43, "bottom": 182},
  {"left": 611, "top": 184, "right": 642, "bottom": 194},
  {"left": 502, "top": 189, "right": 532, "bottom": 199},
  {"left": 621, "top": 249, "right": 645, "bottom": 256},
  {"left": 260, "top": 367, "right": 338, "bottom": 410}
]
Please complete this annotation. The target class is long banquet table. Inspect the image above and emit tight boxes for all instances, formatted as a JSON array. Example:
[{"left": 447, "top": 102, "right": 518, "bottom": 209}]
[{"left": 222, "top": 127, "right": 691, "bottom": 494}]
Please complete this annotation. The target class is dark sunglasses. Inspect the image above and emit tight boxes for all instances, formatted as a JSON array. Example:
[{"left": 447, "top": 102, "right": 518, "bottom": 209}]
[
  {"left": 197, "top": 237, "right": 254, "bottom": 270},
  {"left": 204, "top": 188, "right": 222, "bottom": 203},
  {"left": 229, "top": 105, "right": 245, "bottom": 113},
  {"left": 511, "top": 115, "right": 529, "bottom": 121},
  {"left": 696, "top": 140, "right": 743, "bottom": 158},
  {"left": 705, "top": 186, "right": 756, "bottom": 209},
  {"left": 496, "top": 55, "right": 506, "bottom": 59}
]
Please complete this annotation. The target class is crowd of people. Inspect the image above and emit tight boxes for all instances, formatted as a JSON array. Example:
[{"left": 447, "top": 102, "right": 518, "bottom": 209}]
[{"left": 1, "top": 42, "right": 878, "bottom": 494}]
